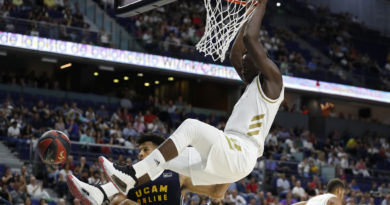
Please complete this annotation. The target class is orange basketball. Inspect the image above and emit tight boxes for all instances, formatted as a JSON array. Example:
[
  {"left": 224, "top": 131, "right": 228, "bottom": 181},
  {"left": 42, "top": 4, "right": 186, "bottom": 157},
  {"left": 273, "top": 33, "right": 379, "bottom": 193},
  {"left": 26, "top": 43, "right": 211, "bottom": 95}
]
[{"left": 37, "top": 130, "right": 71, "bottom": 164}]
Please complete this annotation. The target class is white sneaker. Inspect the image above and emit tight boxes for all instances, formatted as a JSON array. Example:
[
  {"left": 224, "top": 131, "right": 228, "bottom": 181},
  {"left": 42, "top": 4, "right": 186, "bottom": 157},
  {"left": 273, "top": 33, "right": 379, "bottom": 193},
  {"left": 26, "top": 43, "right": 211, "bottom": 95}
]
[
  {"left": 66, "top": 174, "right": 105, "bottom": 205},
  {"left": 99, "top": 156, "right": 137, "bottom": 195}
]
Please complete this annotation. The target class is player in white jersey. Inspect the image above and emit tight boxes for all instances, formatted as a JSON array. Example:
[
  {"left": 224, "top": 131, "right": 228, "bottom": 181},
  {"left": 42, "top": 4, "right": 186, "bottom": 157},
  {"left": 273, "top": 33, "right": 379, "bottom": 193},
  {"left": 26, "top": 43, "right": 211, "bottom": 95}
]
[
  {"left": 99, "top": 0, "right": 284, "bottom": 199},
  {"left": 293, "top": 178, "right": 345, "bottom": 205}
]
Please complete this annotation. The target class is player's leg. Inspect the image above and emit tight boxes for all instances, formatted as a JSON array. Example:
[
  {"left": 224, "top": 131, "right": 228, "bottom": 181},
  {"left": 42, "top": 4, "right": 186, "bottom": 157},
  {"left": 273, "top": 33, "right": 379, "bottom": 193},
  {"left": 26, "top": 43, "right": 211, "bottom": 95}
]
[
  {"left": 100, "top": 119, "right": 223, "bottom": 194},
  {"left": 66, "top": 174, "right": 117, "bottom": 205}
]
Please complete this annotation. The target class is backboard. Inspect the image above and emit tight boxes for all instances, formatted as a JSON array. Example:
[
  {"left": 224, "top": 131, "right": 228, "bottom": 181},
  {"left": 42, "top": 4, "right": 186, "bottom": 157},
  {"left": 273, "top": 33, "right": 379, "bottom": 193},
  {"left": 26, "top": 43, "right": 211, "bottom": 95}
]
[{"left": 114, "top": 0, "right": 177, "bottom": 17}]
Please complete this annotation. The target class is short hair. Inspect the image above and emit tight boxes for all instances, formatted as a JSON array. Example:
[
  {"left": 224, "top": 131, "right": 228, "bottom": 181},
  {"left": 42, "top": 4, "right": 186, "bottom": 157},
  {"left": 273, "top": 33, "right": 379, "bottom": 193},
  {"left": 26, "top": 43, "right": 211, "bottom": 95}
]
[
  {"left": 327, "top": 178, "right": 345, "bottom": 193},
  {"left": 136, "top": 133, "right": 165, "bottom": 147}
]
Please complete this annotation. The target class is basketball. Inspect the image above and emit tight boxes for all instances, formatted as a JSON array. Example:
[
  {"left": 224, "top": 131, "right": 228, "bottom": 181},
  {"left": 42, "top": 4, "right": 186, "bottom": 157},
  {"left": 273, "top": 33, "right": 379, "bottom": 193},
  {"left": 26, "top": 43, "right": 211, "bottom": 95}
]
[{"left": 37, "top": 130, "right": 71, "bottom": 165}]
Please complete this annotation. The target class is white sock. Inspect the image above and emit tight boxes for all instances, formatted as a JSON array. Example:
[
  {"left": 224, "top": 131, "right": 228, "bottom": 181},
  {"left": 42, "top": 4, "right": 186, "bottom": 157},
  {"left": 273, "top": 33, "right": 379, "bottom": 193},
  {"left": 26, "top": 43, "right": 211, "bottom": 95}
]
[
  {"left": 101, "top": 182, "right": 119, "bottom": 198},
  {"left": 133, "top": 149, "right": 166, "bottom": 179}
]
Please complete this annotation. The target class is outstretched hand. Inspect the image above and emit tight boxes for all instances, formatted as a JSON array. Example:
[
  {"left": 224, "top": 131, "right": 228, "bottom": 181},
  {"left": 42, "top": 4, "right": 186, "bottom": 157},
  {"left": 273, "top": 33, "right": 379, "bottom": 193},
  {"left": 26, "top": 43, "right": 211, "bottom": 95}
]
[{"left": 245, "top": 0, "right": 257, "bottom": 17}]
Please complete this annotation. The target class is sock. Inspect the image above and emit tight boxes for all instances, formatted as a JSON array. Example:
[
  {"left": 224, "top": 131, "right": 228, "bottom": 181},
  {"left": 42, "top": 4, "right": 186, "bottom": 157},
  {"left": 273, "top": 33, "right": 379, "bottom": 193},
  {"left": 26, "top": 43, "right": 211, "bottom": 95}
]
[
  {"left": 101, "top": 182, "right": 119, "bottom": 198},
  {"left": 133, "top": 149, "right": 166, "bottom": 179}
]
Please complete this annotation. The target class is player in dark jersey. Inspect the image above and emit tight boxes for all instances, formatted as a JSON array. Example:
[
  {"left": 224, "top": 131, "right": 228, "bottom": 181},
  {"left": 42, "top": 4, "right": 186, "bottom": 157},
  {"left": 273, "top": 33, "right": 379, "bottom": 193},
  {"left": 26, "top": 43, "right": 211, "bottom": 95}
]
[{"left": 66, "top": 133, "right": 227, "bottom": 205}]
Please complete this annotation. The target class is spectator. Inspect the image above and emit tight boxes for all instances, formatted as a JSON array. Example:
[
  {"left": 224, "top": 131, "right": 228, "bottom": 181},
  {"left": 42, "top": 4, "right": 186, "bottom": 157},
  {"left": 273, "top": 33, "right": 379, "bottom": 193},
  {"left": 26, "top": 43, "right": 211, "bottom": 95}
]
[
  {"left": 99, "top": 28, "right": 111, "bottom": 47},
  {"left": 144, "top": 110, "right": 157, "bottom": 124},
  {"left": 226, "top": 189, "right": 247, "bottom": 205},
  {"left": 123, "top": 121, "right": 139, "bottom": 140},
  {"left": 305, "top": 182, "right": 316, "bottom": 197},
  {"left": 10, "top": 183, "right": 27, "bottom": 204},
  {"left": 382, "top": 194, "right": 390, "bottom": 205},
  {"left": 85, "top": 107, "right": 96, "bottom": 121},
  {"left": 292, "top": 180, "right": 306, "bottom": 199},
  {"left": 349, "top": 179, "right": 360, "bottom": 192},
  {"left": 7, "top": 120, "right": 20, "bottom": 137},
  {"left": 0, "top": 184, "right": 11, "bottom": 204},
  {"left": 355, "top": 159, "right": 370, "bottom": 177},
  {"left": 246, "top": 176, "right": 258, "bottom": 194},
  {"left": 280, "top": 192, "right": 297, "bottom": 205},
  {"left": 39, "top": 198, "right": 48, "bottom": 205},
  {"left": 27, "top": 176, "right": 51, "bottom": 199},
  {"left": 235, "top": 178, "right": 246, "bottom": 194},
  {"left": 96, "top": 105, "right": 109, "bottom": 120},
  {"left": 66, "top": 117, "right": 79, "bottom": 139},
  {"left": 265, "top": 129, "right": 278, "bottom": 145},
  {"left": 2, "top": 167, "right": 13, "bottom": 185},
  {"left": 265, "top": 192, "right": 276, "bottom": 204},
  {"left": 133, "top": 116, "right": 146, "bottom": 133},
  {"left": 277, "top": 173, "right": 290, "bottom": 195},
  {"left": 167, "top": 100, "right": 176, "bottom": 113},
  {"left": 59, "top": 163, "right": 73, "bottom": 180},
  {"left": 340, "top": 154, "right": 349, "bottom": 169},
  {"left": 255, "top": 192, "right": 266, "bottom": 205},
  {"left": 298, "top": 158, "right": 310, "bottom": 177},
  {"left": 24, "top": 197, "right": 32, "bottom": 205},
  {"left": 54, "top": 117, "right": 66, "bottom": 132},
  {"left": 121, "top": 108, "right": 133, "bottom": 123},
  {"left": 265, "top": 155, "right": 278, "bottom": 171},
  {"left": 75, "top": 156, "right": 89, "bottom": 176},
  {"left": 111, "top": 108, "right": 122, "bottom": 122},
  {"left": 120, "top": 93, "right": 133, "bottom": 109},
  {"left": 79, "top": 128, "right": 95, "bottom": 144}
]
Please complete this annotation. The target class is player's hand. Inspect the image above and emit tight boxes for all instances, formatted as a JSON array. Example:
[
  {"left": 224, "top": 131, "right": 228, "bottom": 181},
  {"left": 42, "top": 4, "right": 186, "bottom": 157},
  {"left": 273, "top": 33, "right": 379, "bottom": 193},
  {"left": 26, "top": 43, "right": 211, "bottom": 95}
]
[{"left": 245, "top": 0, "right": 258, "bottom": 17}]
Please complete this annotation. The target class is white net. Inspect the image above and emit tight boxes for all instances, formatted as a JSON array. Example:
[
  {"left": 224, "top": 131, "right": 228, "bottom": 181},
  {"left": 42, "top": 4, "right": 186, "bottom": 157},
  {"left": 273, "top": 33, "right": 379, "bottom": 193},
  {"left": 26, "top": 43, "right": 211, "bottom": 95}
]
[{"left": 196, "top": 0, "right": 257, "bottom": 62}]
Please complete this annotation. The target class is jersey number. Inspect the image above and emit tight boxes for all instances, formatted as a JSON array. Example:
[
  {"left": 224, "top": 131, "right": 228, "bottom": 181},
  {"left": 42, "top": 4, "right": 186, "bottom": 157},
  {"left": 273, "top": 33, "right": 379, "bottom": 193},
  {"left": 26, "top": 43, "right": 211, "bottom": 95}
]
[{"left": 225, "top": 136, "right": 241, "bottom": 151}]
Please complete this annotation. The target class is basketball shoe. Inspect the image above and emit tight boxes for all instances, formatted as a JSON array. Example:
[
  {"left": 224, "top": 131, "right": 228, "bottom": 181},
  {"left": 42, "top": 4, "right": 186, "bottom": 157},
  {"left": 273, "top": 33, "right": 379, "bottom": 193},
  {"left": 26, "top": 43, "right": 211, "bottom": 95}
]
[
  {"left": 99, "top": 156, "right": 138, "bottom": 194},
  {"left": 66, "top": 174, "right": 108, "bottom": 205}
]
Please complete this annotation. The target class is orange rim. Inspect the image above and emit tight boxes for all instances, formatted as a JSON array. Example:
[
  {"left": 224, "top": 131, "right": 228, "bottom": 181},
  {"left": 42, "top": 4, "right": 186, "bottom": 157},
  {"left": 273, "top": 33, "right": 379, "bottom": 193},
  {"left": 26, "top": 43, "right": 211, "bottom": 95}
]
[
  {"left": 225, "top": 0, "right": 258, "bottom": 5},
  {"left": 226, "top": 0, "right": 247, "bottom": 5}
]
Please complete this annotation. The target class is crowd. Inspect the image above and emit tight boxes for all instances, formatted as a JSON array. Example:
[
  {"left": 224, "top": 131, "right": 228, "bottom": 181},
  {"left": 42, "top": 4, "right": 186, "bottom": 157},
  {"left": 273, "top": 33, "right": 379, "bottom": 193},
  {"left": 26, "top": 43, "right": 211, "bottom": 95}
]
[
  {"left": 0, "top": 0, "right": 112, "bottom": 47},
  {"left": 0, "top": 164, "right": 67, "bottom": 205},
  {"left": 291, "top": 2, "right": 390, "bottom": 91}
]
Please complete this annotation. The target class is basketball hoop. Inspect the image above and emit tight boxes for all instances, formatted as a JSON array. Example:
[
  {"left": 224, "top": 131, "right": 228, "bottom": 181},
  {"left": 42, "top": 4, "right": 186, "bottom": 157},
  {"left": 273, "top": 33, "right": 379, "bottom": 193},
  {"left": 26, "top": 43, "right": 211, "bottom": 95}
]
[{"left": 196, "top": 0, "right": 257, "bottom": 62}]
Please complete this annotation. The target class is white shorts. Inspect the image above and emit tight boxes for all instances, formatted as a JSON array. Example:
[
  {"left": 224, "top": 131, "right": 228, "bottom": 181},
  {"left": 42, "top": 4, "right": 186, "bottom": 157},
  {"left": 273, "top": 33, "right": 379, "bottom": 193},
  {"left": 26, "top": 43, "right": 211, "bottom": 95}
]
[{"left": 168, "top": 119, "right": 259, "bottom": 185}]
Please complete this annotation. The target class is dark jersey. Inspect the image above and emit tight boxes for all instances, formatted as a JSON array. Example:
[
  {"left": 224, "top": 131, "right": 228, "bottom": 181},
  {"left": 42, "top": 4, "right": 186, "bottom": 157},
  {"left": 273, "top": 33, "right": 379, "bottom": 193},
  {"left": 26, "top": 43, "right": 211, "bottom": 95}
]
[{"left": 127, "top": 170, "right": 182, "bottom": 205}]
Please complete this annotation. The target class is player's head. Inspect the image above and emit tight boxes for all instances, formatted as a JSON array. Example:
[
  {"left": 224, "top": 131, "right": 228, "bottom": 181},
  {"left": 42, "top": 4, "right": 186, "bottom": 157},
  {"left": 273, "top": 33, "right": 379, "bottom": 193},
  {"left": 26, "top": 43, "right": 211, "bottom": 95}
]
[
  {"left": 136, "top": 133, "right": 165, "bottom": 160},
  {"left": 242, "top": 52, "right": 259, "bottom": 83},
  {"left": 327, "top": 178, "right": 345, "bottom": 199}
]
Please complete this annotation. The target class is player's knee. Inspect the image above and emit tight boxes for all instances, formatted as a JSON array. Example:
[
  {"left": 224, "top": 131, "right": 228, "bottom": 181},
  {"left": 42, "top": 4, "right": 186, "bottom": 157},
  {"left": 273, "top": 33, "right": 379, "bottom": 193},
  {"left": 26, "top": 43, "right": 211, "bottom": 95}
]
[{"left": 180, "top": 118, "right": 202, "bottom": 131}]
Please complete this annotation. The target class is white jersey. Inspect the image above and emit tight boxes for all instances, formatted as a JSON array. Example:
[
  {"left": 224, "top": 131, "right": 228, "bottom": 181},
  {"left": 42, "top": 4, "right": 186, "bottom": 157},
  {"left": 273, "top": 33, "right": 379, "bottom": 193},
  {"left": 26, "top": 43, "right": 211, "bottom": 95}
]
[
  {"left": 307, "top": 193, "right": 337, "bottom": 205},
  {"left": 224, "top": 75, "right": 284, "bottom": 157}
]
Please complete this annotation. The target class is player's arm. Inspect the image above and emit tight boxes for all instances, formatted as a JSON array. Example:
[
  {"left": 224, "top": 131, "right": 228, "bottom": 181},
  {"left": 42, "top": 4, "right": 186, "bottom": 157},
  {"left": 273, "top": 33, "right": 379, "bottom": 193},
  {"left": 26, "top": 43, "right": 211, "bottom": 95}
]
[
  {"left": 230, "top": 21, "right": 247, "bottom": 81},
  {"left": 180, "top": 175, "right": 229, "bottom": 199},
  {"left": 292, "top": 202, "right": 306, "bottom": 205},
  {"left": 243, "top": 0, "right": 283, "bottom": 99}
]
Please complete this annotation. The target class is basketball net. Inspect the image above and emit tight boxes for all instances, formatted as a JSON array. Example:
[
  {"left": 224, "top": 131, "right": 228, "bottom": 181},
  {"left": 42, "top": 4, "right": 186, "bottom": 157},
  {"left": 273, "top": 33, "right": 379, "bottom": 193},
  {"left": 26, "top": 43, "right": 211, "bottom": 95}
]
[{"left": 196, "top": 0, "right": 257, "bottom": 62}]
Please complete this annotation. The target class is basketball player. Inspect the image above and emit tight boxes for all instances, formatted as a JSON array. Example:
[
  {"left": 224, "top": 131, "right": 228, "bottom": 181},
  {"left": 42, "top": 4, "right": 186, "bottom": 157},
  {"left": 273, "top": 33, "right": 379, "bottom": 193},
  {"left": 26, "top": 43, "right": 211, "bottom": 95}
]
[
  {"left": 99, "top": 0, "right": 283, "bottom": 197},
  {"left": 66, "top": 134, "right": 227, "bottom": 205},
  {"left": 292, "top": 178, "right": 345, "bottom": 205}
]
